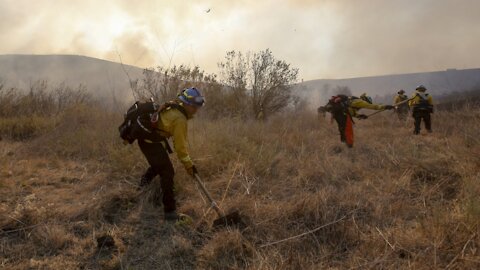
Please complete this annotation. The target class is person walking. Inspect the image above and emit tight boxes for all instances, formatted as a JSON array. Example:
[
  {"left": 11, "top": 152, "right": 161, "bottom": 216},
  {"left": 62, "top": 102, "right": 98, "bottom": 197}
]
[
  {"left": 138, "top": 87, "right": 205, "bottom": 221},
  {"left": 324, "top": 94, "right": 394, "bottom": 147},
  {"left": 408, "top": 85, "right": 433, "bottom": 135},
  {"left": 394, "top": 89, "right": 410, "bottom": 121}
]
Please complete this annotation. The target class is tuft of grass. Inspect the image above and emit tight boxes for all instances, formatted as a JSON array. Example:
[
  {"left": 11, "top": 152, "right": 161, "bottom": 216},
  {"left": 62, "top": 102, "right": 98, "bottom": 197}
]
[
  {"left": 197, "top": 230, "right": 255, "bottom": 270},
  {"left": 32, "top": 224, "right": 74, "bottom": 255},
  {"left": 0, "top": 116, "right": 56, "bottom": 140}
]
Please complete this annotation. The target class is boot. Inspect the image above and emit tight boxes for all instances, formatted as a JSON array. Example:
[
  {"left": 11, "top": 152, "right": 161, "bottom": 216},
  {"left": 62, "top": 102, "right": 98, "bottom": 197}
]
[
  {"left": 138, "top": 176, "right": 153, "bottom": 189},
  {"left": 164, "top": 211, "right": 179, "bottom": 221},
  {"left": 138, "top": 168, "right": 156, "bottom": 189}
]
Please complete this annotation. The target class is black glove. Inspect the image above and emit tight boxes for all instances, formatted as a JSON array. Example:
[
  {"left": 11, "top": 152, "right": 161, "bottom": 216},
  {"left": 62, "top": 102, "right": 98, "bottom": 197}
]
[
  {"left": 324, "top": 104, "right": 333, "bottom": 113},
  {"left": 186, "top": 165, "right": 198, "bottom": 177},
  {"left": 357, "top": 114, "right": 368, "bottom": 120},
  {"left": 384, "top": 105, "right": 395, "bottom": 110}
]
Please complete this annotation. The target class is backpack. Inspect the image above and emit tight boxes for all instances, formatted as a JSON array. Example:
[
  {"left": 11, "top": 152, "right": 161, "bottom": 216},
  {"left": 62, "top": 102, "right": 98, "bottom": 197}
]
[
  {"left": 325, "top": 95, "right": 350, "bottom": 114},
  {"left": 118, "top": 100, "right": 188, "bottom": 144},
  {"left": 415, "top": 93, "right": 433, "bottom": 112}
]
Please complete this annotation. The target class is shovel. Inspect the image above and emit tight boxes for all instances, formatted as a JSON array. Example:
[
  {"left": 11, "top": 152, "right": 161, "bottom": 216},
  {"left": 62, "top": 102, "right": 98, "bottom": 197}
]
[{"left": 193, "top": 173, "right": 245, "bottom": 228}]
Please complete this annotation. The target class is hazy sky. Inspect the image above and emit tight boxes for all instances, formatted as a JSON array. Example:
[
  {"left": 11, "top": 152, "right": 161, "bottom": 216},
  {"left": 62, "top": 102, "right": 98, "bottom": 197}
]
[{"left": 1, "top": 0, "right": 479, "bottom": 80}]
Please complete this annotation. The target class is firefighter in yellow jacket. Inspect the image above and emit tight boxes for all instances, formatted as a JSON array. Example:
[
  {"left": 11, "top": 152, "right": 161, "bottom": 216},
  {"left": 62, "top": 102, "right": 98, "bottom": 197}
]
[
  {"left": 349, "top": 93, "right": 394, "bottom": 119},
  {"left": 408, "top": 85, "right": 433, "bottom": 134},
  {"left": 325, "top": 93, "right": 394, "bottom": 147},
  {"left": 138, "top": 87, "right": 205, "bottom": 221},
  {"left": 393, "top": 89, "right": 410, "bottom": 121}
]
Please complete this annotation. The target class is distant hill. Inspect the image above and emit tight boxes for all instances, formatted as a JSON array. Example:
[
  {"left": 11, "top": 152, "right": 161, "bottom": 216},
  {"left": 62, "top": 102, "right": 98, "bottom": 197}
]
[
  {"left": 2, "top": 54, "right": 480, "bottom": 105},
  {"left": 296, "top": 68, "right": 480, "bottom": 105},
  {"left": 0, "top": 54, "right": 144, "bottom": 100}
]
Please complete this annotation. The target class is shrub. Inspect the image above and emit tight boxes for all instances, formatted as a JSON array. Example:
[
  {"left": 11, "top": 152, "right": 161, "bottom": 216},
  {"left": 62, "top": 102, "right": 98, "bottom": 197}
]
[{"left": 0, "top": 116, "right": 55, "bottom": 140}]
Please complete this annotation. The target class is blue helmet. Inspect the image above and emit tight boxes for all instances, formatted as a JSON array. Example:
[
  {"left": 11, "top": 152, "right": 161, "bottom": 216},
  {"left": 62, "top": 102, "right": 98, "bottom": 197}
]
[{"left": 178, "top": 87, "right": 205, "bottom": 107}]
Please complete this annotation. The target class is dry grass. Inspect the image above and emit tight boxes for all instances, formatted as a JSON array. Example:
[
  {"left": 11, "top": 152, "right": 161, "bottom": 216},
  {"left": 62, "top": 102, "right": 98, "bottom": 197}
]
[{"left": 1, "top": 102, "right": 479, "bottom": 269}]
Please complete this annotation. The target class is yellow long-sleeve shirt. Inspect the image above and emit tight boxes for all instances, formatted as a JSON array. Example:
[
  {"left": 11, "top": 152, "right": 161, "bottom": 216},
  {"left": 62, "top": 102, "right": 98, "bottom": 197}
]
[
  {"left": 155, "top": 106, "right": 193, "bottom": 169},
  {"left": 348, "top": 99, "right": 386, "bottom": 117},
  {"left": 408, "top": 91, "right": 433, "bottom": 108},
  {"left": 394, "top": 94, "right": 409, "bottom": 105}
]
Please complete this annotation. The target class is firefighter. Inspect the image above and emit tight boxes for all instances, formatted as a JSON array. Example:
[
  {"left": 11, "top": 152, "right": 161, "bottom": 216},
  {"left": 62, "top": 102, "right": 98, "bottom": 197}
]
[
  {"left": 325, "top": 94, "right": 394, "bottom": 147},
  {"left": 138, "top": 87, "right": 205, "bottom": 221},
  {"left": 394, "top": 89, "right": 410, "bottom": 121},
  {"left": 408, "top": 85, "right": 433, "bottom": 134}
]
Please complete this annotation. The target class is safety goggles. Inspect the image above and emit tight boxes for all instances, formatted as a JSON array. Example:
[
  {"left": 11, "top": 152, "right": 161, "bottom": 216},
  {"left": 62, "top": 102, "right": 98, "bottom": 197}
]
[
  {"left": 191, "top": 96, "right": 205, "bottom": 106},
  {"left": 182, "top": 92, "right": 205, "bottom": 106}
]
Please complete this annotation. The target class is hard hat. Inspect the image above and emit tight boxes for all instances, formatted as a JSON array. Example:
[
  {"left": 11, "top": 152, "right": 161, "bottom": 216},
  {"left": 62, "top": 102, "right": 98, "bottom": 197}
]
[
  {"left": 178, "top": 87, "right": 205, "bottom": 107},
  {"left": 416, "top": 85, "right": 427, "bottom": 91}
]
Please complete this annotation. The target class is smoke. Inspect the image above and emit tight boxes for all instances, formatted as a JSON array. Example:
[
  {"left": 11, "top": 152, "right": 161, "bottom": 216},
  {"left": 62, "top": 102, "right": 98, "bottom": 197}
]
[
  {"left": 321, "top": 0, "right": 480, "bottom": 78},
  {"left": 1, "top": 0, "right": 479, "bottom": 80}
]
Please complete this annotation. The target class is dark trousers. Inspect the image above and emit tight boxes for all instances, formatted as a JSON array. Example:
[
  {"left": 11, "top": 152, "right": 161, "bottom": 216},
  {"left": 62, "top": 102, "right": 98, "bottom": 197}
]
[
  {"left": 138, "top": 140, "right": 176, "bottom": 213},
  {"left": 396, "top": 106, "right": 409, "bottom": 121},
  {"left": 333, "top": 112, "right": 347, "bottom": 142},
  {"left": 412, "top": 110, "right": 432, "bottom": 134}
]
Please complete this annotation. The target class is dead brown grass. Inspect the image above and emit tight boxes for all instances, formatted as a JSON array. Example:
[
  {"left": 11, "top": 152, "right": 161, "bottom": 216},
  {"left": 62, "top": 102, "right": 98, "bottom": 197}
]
[
  {"left": 1, "top": 104, "right": 479, "bottom": 269},
  {"left": 197, "top": 230, "right": 255, "bottom": 269}
]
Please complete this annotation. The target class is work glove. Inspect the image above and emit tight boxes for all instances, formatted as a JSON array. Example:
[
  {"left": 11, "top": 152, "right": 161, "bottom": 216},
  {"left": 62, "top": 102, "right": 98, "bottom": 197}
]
[
  {"left": 186, "top": 165, "right": 198, "bottom": 177},
  {"left": 357, "top": 114, "right": 368, "bottom": 120},
  {"left": 384, "top": 105, "right": 395, "bottom": 110}
]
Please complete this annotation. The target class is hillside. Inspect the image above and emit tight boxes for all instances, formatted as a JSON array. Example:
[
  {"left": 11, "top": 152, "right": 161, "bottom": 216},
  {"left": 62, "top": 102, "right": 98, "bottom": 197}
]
[
  {"left": 2, "top": 55, "right": 480, "bottom": 104},
  {"left": 0, "top": 54, "right": 144, "bottom": 100},
  {"left": 297, "top": 68, "right": 480, "bottom": 104}
]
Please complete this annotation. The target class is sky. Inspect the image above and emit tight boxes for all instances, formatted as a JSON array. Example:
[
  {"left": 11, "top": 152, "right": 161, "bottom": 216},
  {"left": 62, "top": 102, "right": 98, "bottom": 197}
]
[{"left": 1, "top": 0, "right": 480, "bottom": 81}]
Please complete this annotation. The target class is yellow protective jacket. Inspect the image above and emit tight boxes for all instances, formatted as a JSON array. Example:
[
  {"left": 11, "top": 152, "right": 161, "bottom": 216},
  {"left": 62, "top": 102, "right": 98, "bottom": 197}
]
[
  {"left": 348, "top": 98, "right": 386, "bottom": 117},
  {"left": 155, "top": 105, "right": 193, "bottom": 169},
  {"left": 394, "top": 94, "right": 409, "bottom": 105},
  {"left": 408, "top": 91, "right": 433, "bottom": 108}
]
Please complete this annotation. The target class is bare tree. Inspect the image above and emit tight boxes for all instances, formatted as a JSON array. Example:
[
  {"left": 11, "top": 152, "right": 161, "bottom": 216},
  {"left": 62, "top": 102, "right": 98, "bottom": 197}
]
[
  {"left": 218, "top": 51, "right": 249, "bottom": 95},
  {"left": 134, "top": 65, "right": 207, "bottom": 102},
  {"left": 250, "top": 49, "right": 298, "bottom": 119},
  {"left": 217, "top": 51, "right": 250, "bottom": 117},
  {"left": 218, "top": 49, "right": 299, "bottom": 119}
]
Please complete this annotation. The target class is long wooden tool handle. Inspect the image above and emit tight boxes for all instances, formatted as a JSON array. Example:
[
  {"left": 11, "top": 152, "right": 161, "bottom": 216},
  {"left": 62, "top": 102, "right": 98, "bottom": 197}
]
[
  {"left": 194, "top": 174, "right": 225, "bottom": 217},
  {"left": 366, "top": 109, "right": 386, "bottom": 117},
  {"left": 367, "top": 97, "right": 413, "bottom": 117},
  {"left": 393, "top": 98, "right": 412, "bottom": 107}
]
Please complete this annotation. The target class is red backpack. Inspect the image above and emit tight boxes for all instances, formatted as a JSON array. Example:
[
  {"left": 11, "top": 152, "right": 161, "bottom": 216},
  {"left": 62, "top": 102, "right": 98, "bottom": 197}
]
[{"left": 325, "top": 95, "right": 350, "bottom": 114}]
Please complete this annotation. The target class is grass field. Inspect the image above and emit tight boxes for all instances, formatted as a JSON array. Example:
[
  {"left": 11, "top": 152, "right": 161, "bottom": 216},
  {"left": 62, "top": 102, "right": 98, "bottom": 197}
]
[{"left": 1, "top": 101, "right": 479, "bottom": 269}]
